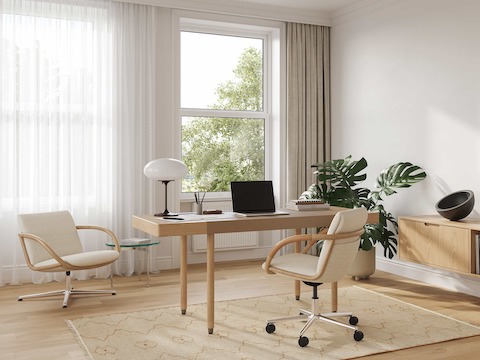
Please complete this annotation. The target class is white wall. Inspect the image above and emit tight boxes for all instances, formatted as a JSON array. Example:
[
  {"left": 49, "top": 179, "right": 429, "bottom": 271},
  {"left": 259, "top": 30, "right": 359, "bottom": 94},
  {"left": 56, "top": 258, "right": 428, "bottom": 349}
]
[{"left": 331, "top": 0, "right": 480, "bottom": 296}]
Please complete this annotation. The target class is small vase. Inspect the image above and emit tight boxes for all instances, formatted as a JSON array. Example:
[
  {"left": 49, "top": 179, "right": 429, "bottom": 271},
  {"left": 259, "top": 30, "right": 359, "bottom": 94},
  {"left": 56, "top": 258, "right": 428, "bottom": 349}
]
[{"left": 346, "top": 249, "right": 376, "bottom": 281}]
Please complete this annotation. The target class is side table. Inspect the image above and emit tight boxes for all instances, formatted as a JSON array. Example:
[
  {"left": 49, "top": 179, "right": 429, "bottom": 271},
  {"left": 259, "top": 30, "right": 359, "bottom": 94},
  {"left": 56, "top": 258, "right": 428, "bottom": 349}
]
[{"left": 106, "top": 239, "right": 160, "bottom": 286}]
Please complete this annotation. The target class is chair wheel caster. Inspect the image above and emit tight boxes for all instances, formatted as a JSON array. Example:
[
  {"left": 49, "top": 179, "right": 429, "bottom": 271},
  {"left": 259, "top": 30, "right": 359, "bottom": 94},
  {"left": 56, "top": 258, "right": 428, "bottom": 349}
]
[
  {"left": 265, "top": 323, "right": 276, "bottom": 334},
  {"left": 354, "top": 330, "right": 364, "bottom": 341},
  {"left": 298, "top": 336, "right": 309, "bottom": 347},
  {"left": 349, "top": 315, "right": 359, "bottom": 325}
]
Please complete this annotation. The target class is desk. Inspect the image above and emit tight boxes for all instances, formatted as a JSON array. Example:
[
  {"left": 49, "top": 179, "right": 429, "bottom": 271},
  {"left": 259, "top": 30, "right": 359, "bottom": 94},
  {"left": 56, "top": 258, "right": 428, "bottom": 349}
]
[{"left": 132, "top": 207, "right": 379, "bottom": 334}]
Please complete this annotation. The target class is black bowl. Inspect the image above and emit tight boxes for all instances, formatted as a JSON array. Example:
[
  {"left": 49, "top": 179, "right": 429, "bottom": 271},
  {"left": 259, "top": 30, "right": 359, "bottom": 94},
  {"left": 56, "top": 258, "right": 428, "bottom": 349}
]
[{"left": 435, "top": 190, "right": 475, "bottom": 221}]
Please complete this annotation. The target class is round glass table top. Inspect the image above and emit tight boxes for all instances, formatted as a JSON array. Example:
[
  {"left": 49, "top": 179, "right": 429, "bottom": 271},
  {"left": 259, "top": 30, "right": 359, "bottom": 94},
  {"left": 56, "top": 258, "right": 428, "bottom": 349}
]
[{"left": 106, "top": 241, "right": 160, "bottom": 248}]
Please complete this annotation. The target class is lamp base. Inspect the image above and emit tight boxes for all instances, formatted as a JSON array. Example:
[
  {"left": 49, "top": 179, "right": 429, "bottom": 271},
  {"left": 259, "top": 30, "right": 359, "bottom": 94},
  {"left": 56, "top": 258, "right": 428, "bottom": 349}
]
[{"left": 154, "top": 210, "right": 179, "bottom": 217}]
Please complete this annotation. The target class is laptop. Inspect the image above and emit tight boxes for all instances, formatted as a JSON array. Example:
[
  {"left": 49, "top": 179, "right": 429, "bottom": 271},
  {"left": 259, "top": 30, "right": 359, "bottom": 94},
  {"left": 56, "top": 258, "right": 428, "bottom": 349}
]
[{"left": 230, "top": 181, "right": 289, "bottom": 217}]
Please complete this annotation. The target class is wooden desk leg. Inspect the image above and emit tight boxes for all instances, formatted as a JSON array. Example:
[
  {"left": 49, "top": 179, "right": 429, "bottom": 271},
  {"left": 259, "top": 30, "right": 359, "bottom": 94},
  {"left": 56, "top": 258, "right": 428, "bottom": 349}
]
[
  {"left": 331, "top": 281, "right": 338, "bottom": 312},
  {"left": 180, "top": 235, "right": 187, "bottom": 315},
  {"left": 294, "top": 228, "right": 301, "bottom": 300},
  {"left": 207, "top": 233, "right": 215, "bottom": 334}
]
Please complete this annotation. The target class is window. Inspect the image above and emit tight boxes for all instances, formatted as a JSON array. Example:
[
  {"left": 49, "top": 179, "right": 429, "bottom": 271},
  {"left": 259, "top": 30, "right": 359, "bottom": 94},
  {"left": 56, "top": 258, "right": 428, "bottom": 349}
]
[{"left": 180, "top": 18, "right": 277, "bottom": 194}]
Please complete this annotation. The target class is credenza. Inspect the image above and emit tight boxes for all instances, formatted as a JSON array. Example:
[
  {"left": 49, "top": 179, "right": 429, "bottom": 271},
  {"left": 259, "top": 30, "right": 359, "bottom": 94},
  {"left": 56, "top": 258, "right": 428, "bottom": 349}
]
[{"left": 399, "top": 215, "right": 480, "bottom": 276}]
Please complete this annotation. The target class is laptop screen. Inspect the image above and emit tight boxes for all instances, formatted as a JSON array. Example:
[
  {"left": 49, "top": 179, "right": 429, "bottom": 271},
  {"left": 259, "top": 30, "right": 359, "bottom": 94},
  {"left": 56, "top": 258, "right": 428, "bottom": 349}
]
[{"left": 231, "top": 181, "right": 276, "bottom": 213}]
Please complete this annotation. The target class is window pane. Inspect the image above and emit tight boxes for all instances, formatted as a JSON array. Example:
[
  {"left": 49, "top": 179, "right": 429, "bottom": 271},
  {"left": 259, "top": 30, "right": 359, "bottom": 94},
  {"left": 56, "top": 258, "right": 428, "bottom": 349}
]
[
  {"left": 181, "top": 32, "right": 263, "bottom": 111},
  {"left": 182, "top": 116, "right": 265, "bottom": 192}
]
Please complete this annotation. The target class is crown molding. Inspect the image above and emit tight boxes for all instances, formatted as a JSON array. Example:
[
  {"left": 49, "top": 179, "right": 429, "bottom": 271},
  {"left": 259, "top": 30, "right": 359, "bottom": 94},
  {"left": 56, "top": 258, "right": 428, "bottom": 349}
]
[
  {"left": 331, "top": 0, "right": 394, "bottom": 26},
  {"left": 116, "top": 0, "right": 332, "bottom": 26}
]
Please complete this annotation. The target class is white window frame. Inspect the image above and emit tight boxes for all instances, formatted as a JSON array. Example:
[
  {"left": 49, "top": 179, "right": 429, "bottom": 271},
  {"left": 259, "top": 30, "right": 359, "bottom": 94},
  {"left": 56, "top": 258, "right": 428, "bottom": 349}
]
[{"left": 174, "top": 11, "right": 285, "bottom": 203}]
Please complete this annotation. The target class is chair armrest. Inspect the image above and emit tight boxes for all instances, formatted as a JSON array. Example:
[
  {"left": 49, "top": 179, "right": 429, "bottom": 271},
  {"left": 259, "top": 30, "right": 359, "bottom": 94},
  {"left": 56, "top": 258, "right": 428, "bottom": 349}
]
[
  {"left": 18, "top": 233, "right": 74, "bottom": 271},
  {"left": 301, "top": 228, "right": 328, "bottom": 254},
  {"left": 263, "top": 234, "right": 315, "bottom": 274},
  {"left": 76, "top": 225, "right": 121, "bottom": 253},
  {"left": 309, "top": 228, "right": 364, "bottom": 242},
  {"left": 263, "top": 228, "right": 365, "bottom": 274}
]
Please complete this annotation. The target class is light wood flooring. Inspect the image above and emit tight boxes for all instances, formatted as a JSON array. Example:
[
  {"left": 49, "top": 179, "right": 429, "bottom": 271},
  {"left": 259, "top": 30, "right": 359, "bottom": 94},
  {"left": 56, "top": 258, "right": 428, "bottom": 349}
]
[{"left": 0, "top": 260, "right": 479, "bottom": 359}]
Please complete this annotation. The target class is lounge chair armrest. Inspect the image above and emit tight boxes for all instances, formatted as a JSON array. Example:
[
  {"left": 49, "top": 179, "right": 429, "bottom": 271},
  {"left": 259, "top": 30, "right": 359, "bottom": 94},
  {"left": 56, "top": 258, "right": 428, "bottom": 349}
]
[
  {"left": 18, "top": 232, "right": 72, "bottom": 271},
  {"left": 76, "top": 225, "right": 121, "bottom": 253}
]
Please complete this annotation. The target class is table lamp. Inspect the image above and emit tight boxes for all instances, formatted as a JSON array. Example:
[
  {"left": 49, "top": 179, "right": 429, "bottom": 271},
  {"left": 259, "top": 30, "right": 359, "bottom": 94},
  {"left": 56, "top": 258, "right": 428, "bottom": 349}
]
[{"left": 144, "top": 158, "right": 188, "bottom": 217}]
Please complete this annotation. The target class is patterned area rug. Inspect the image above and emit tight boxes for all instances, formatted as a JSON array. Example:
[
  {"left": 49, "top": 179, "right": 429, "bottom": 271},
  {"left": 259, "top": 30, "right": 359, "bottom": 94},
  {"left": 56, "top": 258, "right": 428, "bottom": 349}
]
[{"left": 67, "top": 286, "right": 480, "bottom": 360}]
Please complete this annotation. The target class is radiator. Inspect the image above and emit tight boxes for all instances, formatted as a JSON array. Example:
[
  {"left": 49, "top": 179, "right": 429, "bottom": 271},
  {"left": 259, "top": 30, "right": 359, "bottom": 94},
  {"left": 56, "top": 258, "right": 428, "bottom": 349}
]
[{"left": 191, "top": 201, "right": 259, "bottom": 253}]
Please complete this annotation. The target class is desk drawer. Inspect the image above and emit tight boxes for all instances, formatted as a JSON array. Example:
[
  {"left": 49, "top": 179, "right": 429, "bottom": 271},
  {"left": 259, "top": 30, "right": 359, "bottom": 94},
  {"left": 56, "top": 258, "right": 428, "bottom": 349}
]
[{"left": 399, "top": 218, "right": 473, "bottom": 273}]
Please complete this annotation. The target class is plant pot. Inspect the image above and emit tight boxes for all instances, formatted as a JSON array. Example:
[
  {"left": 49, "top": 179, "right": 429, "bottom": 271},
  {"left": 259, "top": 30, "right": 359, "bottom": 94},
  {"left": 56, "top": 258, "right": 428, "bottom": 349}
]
[{"left": 346, "top": 249, "right": 376, "bottom": 281}]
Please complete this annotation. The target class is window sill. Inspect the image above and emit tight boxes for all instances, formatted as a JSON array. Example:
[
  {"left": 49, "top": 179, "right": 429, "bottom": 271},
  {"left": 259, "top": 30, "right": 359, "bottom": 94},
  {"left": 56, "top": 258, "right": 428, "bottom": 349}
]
[{"left": 180, "top": 193, "right": 231, "bottom": 203}]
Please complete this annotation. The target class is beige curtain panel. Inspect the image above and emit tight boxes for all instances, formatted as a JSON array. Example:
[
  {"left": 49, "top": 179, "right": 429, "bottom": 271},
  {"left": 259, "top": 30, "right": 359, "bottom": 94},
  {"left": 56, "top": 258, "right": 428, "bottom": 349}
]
[{"left": 286, "top": 23, "right": 331, "bottom": 201}]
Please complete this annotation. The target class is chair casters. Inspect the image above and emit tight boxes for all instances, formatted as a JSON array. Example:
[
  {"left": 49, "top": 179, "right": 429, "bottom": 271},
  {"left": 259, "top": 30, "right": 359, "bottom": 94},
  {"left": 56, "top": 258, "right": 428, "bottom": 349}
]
[
  {"left": 298, "top": 336, "right": 309, "bottom": 347},
  {"left": 297, "top": 331, "right": 363, "bottom": 347},
  {"left": 350, "top": 316, "right": 363, "bottom": 341},
  {"left": 265, "top": 323, "right": 276, "bottom": 333},
  {"left": 354, "top": 330, "right": 364, "bottom": 341},
  {"left": 266, "top": 318, "right": 364, "bottom": 346}
]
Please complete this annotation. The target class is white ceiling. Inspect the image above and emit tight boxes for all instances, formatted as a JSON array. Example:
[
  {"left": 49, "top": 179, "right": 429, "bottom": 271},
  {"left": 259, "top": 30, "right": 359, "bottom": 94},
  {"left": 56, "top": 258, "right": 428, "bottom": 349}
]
[{"left": 224, "top": 0, "right": 362, "bottom": 13}]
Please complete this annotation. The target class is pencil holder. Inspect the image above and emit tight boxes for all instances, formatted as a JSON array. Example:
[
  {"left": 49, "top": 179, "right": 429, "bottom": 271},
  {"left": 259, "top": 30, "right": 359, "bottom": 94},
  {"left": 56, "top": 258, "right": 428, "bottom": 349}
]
[{"left": 195, "top": 203, "right": 203, "bottom": 215}]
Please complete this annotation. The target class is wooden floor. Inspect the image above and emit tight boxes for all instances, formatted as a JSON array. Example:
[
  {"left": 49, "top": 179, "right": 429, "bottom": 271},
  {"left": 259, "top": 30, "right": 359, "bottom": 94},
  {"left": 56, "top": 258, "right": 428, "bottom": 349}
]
[{"left": 0, "top": 260, "right": 479, "bottom": 359}]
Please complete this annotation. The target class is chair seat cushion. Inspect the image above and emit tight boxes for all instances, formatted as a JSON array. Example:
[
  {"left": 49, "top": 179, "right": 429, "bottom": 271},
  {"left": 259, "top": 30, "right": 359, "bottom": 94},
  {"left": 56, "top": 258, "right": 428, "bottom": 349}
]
[
  {"left": 34, "top": 250, "right": 120, "bottom": 272},
  {"left": 262, "top": 253, "right": 319, "bottom": 280}
]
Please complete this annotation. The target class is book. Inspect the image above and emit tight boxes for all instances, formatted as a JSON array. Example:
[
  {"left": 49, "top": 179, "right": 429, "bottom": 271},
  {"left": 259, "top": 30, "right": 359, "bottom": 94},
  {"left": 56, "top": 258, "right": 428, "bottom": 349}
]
[
  {"left": 286, "top": 200, "right": 330, "bottom": 211},
  {"left": 289, "top": 199, "right": 326, "bottom": 205}
]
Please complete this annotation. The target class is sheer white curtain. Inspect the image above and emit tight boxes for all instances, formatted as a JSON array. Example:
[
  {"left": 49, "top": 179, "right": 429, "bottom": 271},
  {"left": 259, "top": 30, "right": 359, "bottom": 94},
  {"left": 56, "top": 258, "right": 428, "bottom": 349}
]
[
  {"left": 0, "top": 0, "right": 156, "bottom": 285},
  {"left": 109, "top": 2, "right": 157, "bottom": 278}
]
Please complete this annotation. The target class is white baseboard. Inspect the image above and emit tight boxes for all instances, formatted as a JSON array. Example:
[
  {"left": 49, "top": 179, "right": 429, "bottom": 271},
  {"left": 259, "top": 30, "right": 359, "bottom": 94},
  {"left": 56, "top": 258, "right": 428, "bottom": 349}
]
[
  {"left": 376, "top": 257, "right": 480, "bottom": 298},
  {"left": 1, "top": 266, "right": 32, "bottom": 285}
]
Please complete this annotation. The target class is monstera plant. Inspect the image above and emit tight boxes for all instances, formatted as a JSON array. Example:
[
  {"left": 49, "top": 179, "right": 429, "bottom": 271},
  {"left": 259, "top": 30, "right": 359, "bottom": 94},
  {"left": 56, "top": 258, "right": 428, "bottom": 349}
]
[{"left": 300, "top": 156, "right": 427, "bottom": 259}]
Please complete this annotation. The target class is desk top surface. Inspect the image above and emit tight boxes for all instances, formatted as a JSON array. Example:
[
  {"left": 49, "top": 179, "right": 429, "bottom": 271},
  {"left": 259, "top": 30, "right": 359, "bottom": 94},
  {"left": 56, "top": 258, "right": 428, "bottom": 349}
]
[{"left": 132, "top": 207, "right": 379, "bottom": 237}]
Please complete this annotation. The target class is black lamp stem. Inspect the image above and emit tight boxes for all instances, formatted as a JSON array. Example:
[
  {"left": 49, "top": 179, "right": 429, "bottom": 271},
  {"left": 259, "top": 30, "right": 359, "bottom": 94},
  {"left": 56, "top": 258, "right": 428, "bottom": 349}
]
[{"left": 154, "top": 180, "right": 178, "bottom": 217}]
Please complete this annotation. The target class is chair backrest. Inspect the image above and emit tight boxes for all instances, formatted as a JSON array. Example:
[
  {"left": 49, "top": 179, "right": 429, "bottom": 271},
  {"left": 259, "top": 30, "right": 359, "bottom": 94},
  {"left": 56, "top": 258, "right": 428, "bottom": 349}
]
[
  {"left": 315, "top": 207, "right": 368, "bottom": 283},
  {"left": 18, "top": 211, "right": 84, "bottom": 265}
]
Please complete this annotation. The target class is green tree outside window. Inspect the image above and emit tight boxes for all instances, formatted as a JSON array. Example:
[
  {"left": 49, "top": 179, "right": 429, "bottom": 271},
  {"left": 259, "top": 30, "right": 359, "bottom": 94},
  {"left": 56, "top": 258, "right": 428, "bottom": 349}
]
[{"left": 182, "top": 47, "right": 265, "bottom": 192}]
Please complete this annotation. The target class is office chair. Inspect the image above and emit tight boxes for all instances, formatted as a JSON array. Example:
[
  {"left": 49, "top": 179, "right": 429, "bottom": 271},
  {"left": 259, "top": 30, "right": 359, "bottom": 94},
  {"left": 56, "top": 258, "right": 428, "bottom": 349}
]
[
  {"left": 17, "top": 210, "right": 121, "bottom": 308},
  {"left": 262, "top": 207, "right": 368, "bottom": 347}
]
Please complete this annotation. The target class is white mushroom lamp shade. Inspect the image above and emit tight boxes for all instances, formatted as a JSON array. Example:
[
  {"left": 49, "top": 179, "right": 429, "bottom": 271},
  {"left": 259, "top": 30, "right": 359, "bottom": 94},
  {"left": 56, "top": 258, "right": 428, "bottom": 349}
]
[
  {"left": 144, "top": 158, "right": 188, "bottom": 217},
  {"left": 144, "top": 158, "right": 188, "bottom": 181}
]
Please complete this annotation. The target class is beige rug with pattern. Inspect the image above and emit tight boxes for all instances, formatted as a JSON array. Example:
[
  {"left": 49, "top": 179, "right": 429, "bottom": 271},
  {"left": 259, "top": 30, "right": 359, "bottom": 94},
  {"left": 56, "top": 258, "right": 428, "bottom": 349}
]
[{"left": 67, "top": 286, "right": 480, "bottom": 359}]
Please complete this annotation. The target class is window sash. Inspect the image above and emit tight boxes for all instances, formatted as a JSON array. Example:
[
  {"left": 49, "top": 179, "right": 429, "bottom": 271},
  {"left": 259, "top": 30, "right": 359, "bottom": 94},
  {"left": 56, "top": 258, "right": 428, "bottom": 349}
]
[{"left": 176, "top": 11, "right": 284, "bottom": 202}]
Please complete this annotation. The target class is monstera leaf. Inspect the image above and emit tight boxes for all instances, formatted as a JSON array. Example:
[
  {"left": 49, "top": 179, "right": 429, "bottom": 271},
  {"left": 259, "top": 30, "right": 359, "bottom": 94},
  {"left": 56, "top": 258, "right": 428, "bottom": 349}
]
[
  {"left": 313, "top": 156, "right": 367, "bottom": 188},
  {"left": 309, "top": 156, "right": 368, "bottom": 206},
  {"left": 370, "top": 162, "right": 427, "bottom": 202}
]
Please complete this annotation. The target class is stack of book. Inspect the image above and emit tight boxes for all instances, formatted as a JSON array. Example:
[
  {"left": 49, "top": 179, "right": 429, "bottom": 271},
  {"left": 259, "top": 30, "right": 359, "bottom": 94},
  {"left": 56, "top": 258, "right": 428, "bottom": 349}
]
[{"left": 286, "top": 199, "right": 330, "bottom": 211}]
